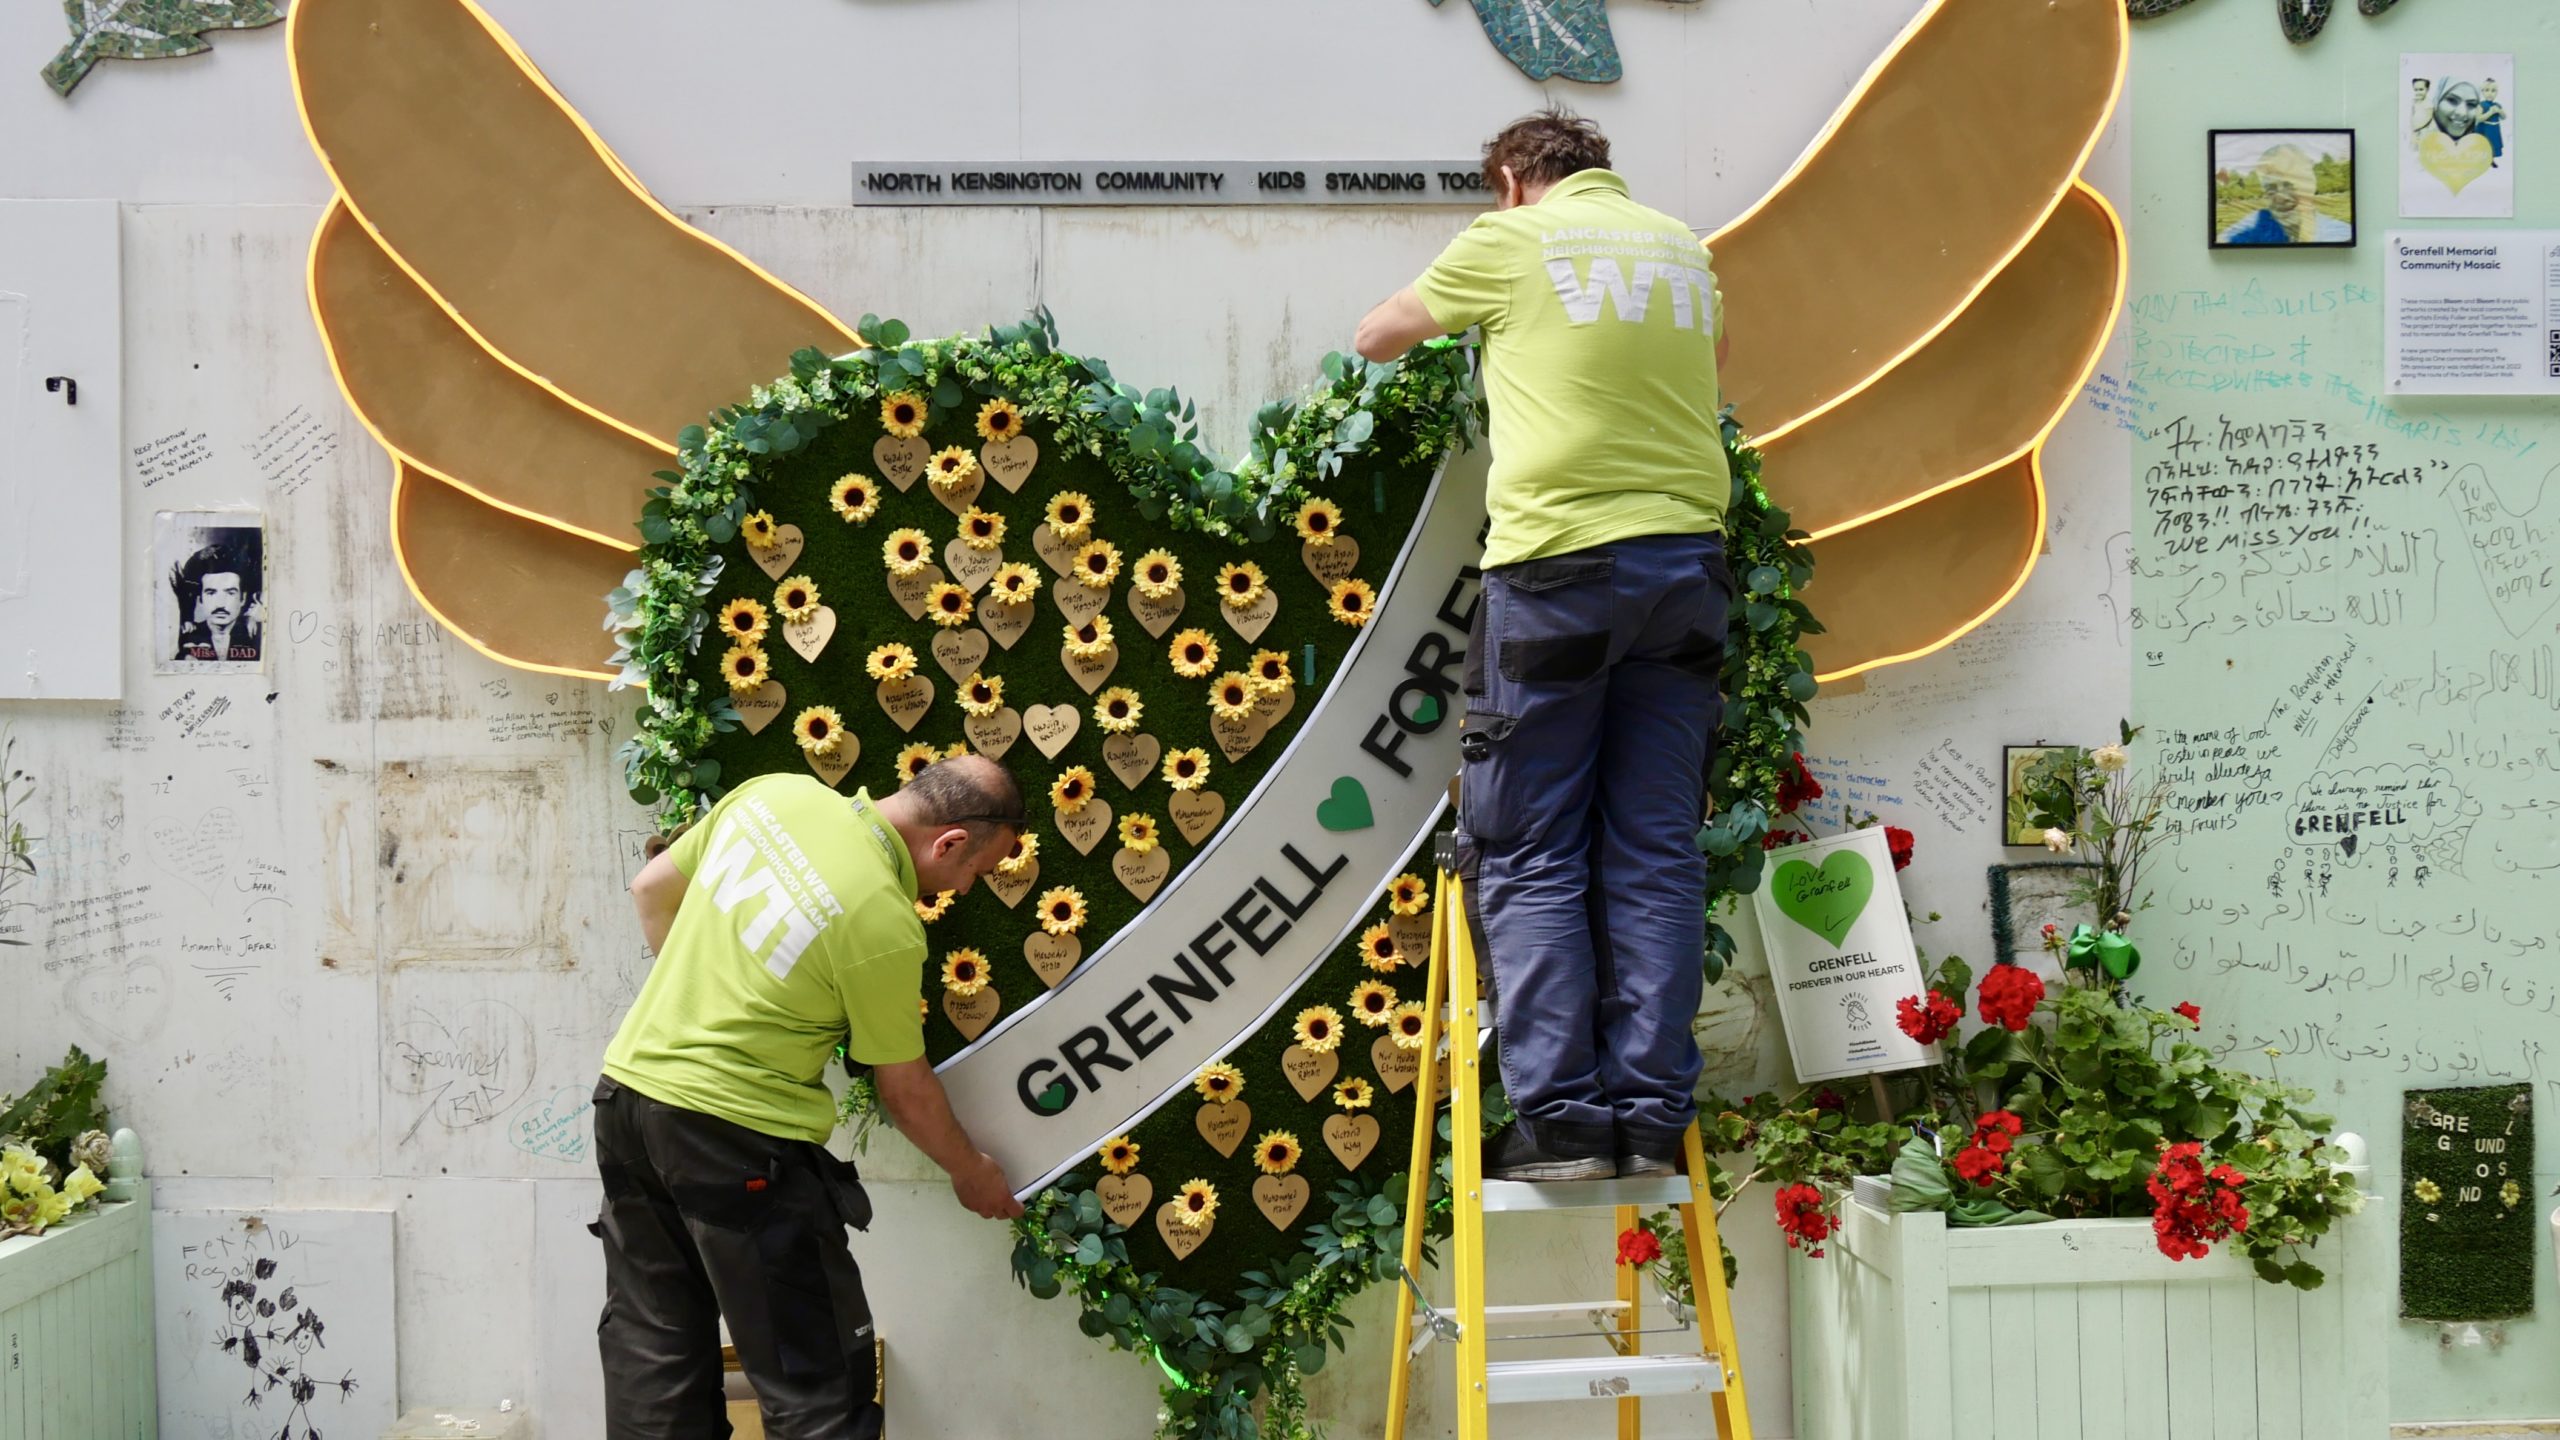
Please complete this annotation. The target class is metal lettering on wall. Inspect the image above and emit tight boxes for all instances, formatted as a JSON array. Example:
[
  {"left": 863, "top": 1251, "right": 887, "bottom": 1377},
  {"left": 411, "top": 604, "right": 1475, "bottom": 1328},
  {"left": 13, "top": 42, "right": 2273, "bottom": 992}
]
[{"left": 853, "top": 162, "right": 1493, "bottom": 206}]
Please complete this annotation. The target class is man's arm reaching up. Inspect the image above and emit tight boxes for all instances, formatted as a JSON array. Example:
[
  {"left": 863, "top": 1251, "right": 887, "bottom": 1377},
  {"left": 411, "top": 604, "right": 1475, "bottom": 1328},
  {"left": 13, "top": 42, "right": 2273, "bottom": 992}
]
[
  {"left": 873, "top": 1058, "right": 1026, "bottom": 1220},
  {"left": 629, "top": 848, "right": 688, "bottom": 956},
  {"left": 1354, "top": 287, "right": 1445, "bottom": 364}
]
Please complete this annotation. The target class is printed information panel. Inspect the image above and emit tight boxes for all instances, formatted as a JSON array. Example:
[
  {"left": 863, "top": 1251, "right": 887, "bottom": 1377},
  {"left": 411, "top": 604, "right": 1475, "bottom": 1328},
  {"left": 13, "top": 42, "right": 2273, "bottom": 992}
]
[
  {"left": 1752, "top": 826, "right": 1936, "bottom": 1083},
  {"left": 853, "top": 161, "right": 1493, "bottom": 206},
  {"left": 2384, "top": 230, "right": 2560, "bottom": 394}
]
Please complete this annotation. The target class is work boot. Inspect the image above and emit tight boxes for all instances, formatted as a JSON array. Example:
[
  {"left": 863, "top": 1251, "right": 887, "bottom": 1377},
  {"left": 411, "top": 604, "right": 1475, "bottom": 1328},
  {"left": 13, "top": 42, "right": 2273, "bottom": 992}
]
[{"left": 1483, "top": 1124, "right": 1612, "bottom": 1183}]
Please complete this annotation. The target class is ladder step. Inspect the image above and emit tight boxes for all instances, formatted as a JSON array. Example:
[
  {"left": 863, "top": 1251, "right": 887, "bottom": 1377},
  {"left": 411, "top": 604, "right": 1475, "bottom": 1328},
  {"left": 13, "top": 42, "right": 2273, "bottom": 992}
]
[
  {"left": 1485, "top": 1353, "right": 1727, "bottom": 1405},
  {"left": 1481, "top": 1176, "right": 1697, "bottom": 1212},
  {"left": 1449, "top": 1301, "right": 1632, "bottom": 1325}
]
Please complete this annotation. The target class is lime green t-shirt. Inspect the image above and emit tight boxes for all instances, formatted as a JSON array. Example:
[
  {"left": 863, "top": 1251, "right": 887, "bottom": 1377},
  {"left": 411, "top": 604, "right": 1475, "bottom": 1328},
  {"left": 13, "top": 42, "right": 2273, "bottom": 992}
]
[
  {"left": 1412, "top": 169, "right": 1730, "bottom": 569},
  {"left": 602, "top": 776, "right": 927, "bottom": 1142}
]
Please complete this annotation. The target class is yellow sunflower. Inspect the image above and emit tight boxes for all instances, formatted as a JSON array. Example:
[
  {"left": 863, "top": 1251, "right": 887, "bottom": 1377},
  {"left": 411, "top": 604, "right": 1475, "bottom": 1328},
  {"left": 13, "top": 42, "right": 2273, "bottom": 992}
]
[
  {"left": 1217, "top": 561, "right": 1269, "bottom": 611},
  {"left": 866, "top": 642, "right": 919, "bottom": 681},
  {"left": 925, "top": 581, "right": 974, "bottom": 629},
  {"left": 1045, "top": 491, "right": 1096, "bottom": 542},
  {"left": 975, "top": 396, "right": 1025, "bottom": 442},
  {"left": 1349, "top": 979, "right": 1399, "bottom": 1027},
  {"left": 774, "top": 576, "right": 821, "bottom": 623},
  {"left": 1036, "top": 886, "right": 1089, "bottom": 936},
  {"left": 1328, "top": 577, "right": 1376, "bottom": 628},
  {"left": 717, "top": 596, "right": 770, "bottom": 645},
  {"left": 1073, "top": 539, "right": 1123, "bottom": 591},
  {"left": 721, "top": 645, "right": 771, "bottom": 694},
  {"left": 1118, "top": 813, "right": 1159, "bottom": 854},
  {"left": 945, "top": 740, "right": 971, "bottom": 760},
  {"left": 1092, "top": 687, "right": 1144, "bottom": 734},
  {"left": 792, "top": 706, "right": 845, "bottom": 756},
  {"left": 919, "top": 996, "right": 930, "bottom": 1022},
  {"left": 929, "top": 446, "right": 980, "bottom": 491},
  {"left": 1294, "top": 497, "right": 1344, "bottom": 545},
  {"left": 880, "top": 391, "right": 927, "bottom": 437},
  {"left": 1193, "top": 1062, "right": 1246, "bottom": 1103},
  {"left": 1098, "top": 1135, "right": 1141, "bottom": 1176},
  {"left": 1175, "top": 1179, "right": 1219, "bottom": 1230},
  {"left": 1249, "top": 649, "right": 1293, "bottom": 692},
  {"left": 958, "top": 507, "right": 1007, "bottom": 550},
  {"left": 740, "top": 510, "right": 782, "bottom": 550},
  {"left": 1161, "top": 747, "right": 1211, "bottom": 791},
  {"left": 1332, "top": 1077, "right": 1375, "bottom": 1111},
  {"left": 895, "top": 741, "right": 940, "bottom": 782},
  {"left": 941, "top": 947, "right": 991, "bottom": 996},
  {"left": 1359, "top": 922, "right": 1402, "bottom": 973},
  {"left": 990, "top": 562, "right": 1042, "bottom": 603},
  {"left": 1133, "top": 550, "right": 1183, "bottom": 600},
  {"left": 915, "top": 889, "right": 955, "bottom": 922},
  {"left": 1387, "top": 873, "right": 1429, "bottom": 915},
  {"left": 959, "top": 671, "right": 1006, "bottom": 717},
  {"left": 1292, "top": 1005, "right": 1344, "bottom": 1054},
  {"left": 996, "top": 831, "right": 1040, "bottom": 875},
  {"left": 829, "top": 474, "right": 881, "bottom": 523},
  {"left": 883, "top": 528, "right": 932, "bottom": 577},
  {"left": 1050, "top": 766, "right": 1097, "bottom": 814},
  {"left": 1254, "top": 1132, "right": 1303, "bottom": 1177},
  {"left": 1063, "top": 615, "right": 1116, "bottom": 659},
  {"left": 1388, "top": 1002, "right": 1429, "bottom": 1050},
  {"left": 1167, "top": 628, "right": 1220, "bottom": 678},
  {"left": 1209, "top": 673, "right": 1257, "bottom": 722}
]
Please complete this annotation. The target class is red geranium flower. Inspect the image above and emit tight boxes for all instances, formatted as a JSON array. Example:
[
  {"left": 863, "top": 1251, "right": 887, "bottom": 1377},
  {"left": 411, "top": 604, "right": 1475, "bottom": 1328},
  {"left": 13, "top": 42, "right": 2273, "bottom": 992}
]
[
  {"left": 1884, "top": 825, "right": 1915, "bottom": 871},
  {"left": 1762, "top": 828, "right": 1809, "bottom": 852},
  {"left": 2173, "top": 1001, "right": 2202, "bottom": 1026},
  {"left": 1951, "top": 1144, "right": 2004, "bottom": 1186},
  {"left": 1773, "top": 1183, "right": 1834, "bottom": 1257},
  {"left": 1976, "top": 962, "right": 2046, "bottom": 1032},
  {"left": 1776, "top": 753, "right": 1824, "bottom": 814},
  {"left": 1895, "top": 990, "right": 1962, "bottom": 1045},
  {"left": 1970, "top": 1110, "right": 2024, "bottom": 1155},
  {"left": 1813, "top": 1088, "right": 1847, "bottom": 1114},
  {"left": 1616, "top": 1227, "right": 1663, "bottom": 1267},
  {"left": 2146, "top": 1142, "right": 2251, "bottom": 1261}
]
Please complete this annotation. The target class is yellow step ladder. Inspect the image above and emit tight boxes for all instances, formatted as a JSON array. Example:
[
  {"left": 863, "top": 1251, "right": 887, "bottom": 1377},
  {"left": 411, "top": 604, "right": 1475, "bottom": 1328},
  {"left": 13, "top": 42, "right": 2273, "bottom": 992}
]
[{"left": 1383, "top": 851, "right": 1753, "bottom": 1440}]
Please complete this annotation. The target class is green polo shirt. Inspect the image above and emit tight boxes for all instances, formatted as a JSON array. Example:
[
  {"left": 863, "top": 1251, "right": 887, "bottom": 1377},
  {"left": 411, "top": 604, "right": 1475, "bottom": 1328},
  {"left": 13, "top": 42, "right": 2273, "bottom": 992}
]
[
  {"left": 1412, "top": 169, "right": 1730, "bottom": 569},
  {"left": 603, "top": 776, "right": 927, "bottom": 1142}
]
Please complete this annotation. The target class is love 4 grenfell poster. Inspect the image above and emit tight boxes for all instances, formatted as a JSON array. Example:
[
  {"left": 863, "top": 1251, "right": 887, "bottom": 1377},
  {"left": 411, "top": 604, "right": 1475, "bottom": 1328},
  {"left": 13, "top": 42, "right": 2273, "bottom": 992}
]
[{"left": 1754, "top": 827, "right": 1936, "bottom": 1083}]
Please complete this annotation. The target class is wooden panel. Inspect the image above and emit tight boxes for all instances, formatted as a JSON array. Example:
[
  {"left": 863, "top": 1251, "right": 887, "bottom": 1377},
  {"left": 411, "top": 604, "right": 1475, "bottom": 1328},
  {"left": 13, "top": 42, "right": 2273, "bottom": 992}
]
[
  {"left": 2296, "top": 1248, "right": 2347, "bottom": 1440},
  {"left": 1945, "top": 1285, "right": 1993, "bottom": 1440},
  {"left": 2253, "top": 1280, "right": 2303, "bottom": 1440},
  {"left": 2162, "top": 1284, "right": 2214, "bottom": 1438},
  {"left": 2077, "top": 1285, "right": 2128, "bottom": 1440},
  {"left": 1988, "top": 1287, "right": 2039, "bottom": 1440},
  {"left": 2033, "top": 1285, "right": 2085, "bottom": 1440},
  {"left": 2207, "top": 1279, "right": 2258, "bottom": 1440},
  {"left": 2119, "top": 1284, "right": 2171, "bottom": 1440}
]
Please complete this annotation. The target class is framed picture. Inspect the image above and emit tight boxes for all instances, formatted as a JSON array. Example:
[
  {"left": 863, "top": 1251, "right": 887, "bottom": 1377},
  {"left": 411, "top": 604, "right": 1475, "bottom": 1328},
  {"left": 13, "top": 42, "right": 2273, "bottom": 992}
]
[
  {"left": 1988, "top": 862, "right": 2099, "bottom": 968},
  {"left": 154, "top": 510, "right": 266, "bottom": 675},
  {"left": 2209, "top": 129, "right": 2357, "bottom": 248},
  {"left": 2400, "top": 54, "right": 2514, "bottom": 219},
  {"left": 2002, "top": 744, "right": 2080, "bottom": 847}
]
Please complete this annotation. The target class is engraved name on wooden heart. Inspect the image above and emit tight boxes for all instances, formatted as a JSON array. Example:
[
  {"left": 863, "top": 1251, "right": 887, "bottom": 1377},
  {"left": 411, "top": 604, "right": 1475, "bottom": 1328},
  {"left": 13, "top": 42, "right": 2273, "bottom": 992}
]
[
  {"left": 805, "top": 736, "right": 859, "bottom": 788},
  {"left": 782, "top": 605, "right": 837, "bottom": 662},
  {"left": 1280, "top": 1044, "right": 1339, "bottom": 1101},
  {"left": 876, "top": 675, "right": 934, "bottom": 732},
  {"left": 980, "top": 593, "right": 1035, "bottom": 650},
  {"left": 930, "top": 467, "right": 985, "bottom": 517},
  {"left": 1024, "top": 931, "right": 1081, "bottom": 988},
  {"left": 944, "top": 985, "right": 1000, "bottom": 1041},
  {"left": 981, "top": 435, "right": 1039, "bottom": 492},
  {"left": 888, "top": 562, "right": 947, "bottom": 620},
  {"left": 1195, "top": 1100, "right": 1251, "bottom": 1157},
  {"left": 1102, "top": 733, "right": 1161, "bottom": 790},
  {"left": 964, "top": 706, "right": 1022, "bottom": 761},
  {"left": 943, "top": 539, "right": 1003, "bottom": 595},
  {"left": 1252, "top": 1174, "right": 1311, "bottom": 1231},
  {"left": 1057, "top": 796, "right": 1114, "bottom": 856},
  {"left": 1222, "top": 587, "right": 1279, "bottom": 643},
  {"left": 1303, "top": 534, "right": 1361, "bottom": 587},
  {"left": 1391, "top": 912, "right": 1432, "bottom": 964},
  {"left": 1247, "top": 683, "right": 1295, "bottom": 744},
  {"left": 875, "top": 434, "right": 930, "bottom": 491},
  {"left": 1023, "top": 703, "right": 1081, "bottom": 759},
  {"left": 1168, "top": 789, "right": 1226, "bottom": 844},
  {"left": 1096, "top": 1171, "right": 1152, "bottom": 1228},
  {"left": 1372, "top": 1034, "right": 1421, "bottom": 1093},
  {"left": 986, "top": 855, "right": 1038, "bottom": 909},
  {"left": 1061, "top": 642, "right": 1120, "bottom": 694},
  {"left": 1113, "top": 846, "right": 1172, "bottom": 902},
  {"left": 1030, "top": 523, "right": 1080, "bottom": 575},
  {"left": 1211, "top": 710, "right": 1260, "bottom": 764},
  {"left": 1055, "top": 579, "right": 1111, "bottom": 629},
  {"left": 932, "top": 628, "right": 992, "bottom": 683},
  {"left": 1156, "top": 1201, "right": 1212, "bottom": 1261},
  {"left": 750, "top": 524, "right": 807, "bottom": 580},
  {"left": 735, "top": 679, "right": 787, "bottom": 734},
  {"left": 1323, "top": 1114, "right": 1382, "bottom": 1171},
  {"left": 1129, "top": 583, "right": 1185, "bottom": 639}
]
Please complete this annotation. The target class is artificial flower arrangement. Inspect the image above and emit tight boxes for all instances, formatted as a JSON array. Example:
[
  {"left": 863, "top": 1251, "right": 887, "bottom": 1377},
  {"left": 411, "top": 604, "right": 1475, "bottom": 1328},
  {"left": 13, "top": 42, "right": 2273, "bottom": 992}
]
[
  {"left": 0, "top": 1046, "right": 115, "bottom": 1239},
  {"left": 1624, "top": 727, "right": 2363, "bottom": 1314}
]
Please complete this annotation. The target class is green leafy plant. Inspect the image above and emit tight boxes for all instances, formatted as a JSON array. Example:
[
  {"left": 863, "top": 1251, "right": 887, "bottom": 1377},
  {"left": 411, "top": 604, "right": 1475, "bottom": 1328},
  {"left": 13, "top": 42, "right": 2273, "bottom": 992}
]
[
  {"left": 0, "top": 1045, "right": 110, "bottom": 1179},
  {"left": 0, "top": 727, "right": 34, "bottom": 946}
]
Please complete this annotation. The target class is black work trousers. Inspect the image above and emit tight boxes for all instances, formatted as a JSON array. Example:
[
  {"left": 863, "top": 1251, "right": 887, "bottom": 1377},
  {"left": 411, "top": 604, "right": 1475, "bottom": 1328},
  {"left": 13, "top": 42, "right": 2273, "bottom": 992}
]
[{"left": 591, "top": 1076, "right": 882, "bottom": 1440}]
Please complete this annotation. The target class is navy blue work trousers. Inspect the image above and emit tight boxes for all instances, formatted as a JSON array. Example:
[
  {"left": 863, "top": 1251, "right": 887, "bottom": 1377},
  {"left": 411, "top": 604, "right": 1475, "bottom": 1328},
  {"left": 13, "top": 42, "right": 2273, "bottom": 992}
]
[{"left": 1458, "top": 533, "right": 1731, "bottom": 1160}]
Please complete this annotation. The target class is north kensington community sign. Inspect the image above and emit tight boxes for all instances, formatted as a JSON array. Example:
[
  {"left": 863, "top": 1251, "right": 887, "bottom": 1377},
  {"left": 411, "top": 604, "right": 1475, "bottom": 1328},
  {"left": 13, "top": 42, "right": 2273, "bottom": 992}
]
[{"left": 854, "top": 161, "right": 1494, "bottom": 206}]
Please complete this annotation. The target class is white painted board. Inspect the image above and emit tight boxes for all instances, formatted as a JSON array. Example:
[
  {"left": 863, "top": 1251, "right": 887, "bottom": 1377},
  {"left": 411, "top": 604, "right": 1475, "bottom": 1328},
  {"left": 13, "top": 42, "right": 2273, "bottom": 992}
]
[{"left": 153, "top": 1208, "right": 398, "bottom": 1440}]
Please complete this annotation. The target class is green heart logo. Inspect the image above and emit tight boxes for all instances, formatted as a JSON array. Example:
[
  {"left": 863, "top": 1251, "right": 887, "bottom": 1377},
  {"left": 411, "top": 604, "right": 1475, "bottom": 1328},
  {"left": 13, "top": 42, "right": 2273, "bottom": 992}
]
[
  {"left": 1035, "top": 1081, "right": 1070, "bottom": 1113},
  {"left": 1412, "top": 694, "right": 1442, "bottom": 726},
  {"left": 1771, "top": 851, "right": 1874, "bottom": 947},
  {"left": 1315, "top": 777, "right": 1375, "bottom": 832}
]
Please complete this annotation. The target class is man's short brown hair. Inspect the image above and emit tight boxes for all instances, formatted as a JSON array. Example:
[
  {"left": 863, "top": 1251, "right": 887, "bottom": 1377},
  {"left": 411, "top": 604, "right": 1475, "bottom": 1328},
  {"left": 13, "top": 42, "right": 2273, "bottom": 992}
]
[{"left": 1482, "top": 106, "right": 1611, "bottom": 193}]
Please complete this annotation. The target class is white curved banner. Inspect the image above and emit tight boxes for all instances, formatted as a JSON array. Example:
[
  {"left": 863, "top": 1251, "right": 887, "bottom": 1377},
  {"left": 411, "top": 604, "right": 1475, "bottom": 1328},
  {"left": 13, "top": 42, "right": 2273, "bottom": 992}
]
[{"left": 935, "top": 450, "right": 1489, "bottom": 1196}]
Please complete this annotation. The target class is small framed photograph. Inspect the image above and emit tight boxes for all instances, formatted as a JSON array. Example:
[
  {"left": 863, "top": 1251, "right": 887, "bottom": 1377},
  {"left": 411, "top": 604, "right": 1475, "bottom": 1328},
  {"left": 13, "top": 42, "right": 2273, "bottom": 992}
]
[
  {"left": 2002, "top": 744, "right": 2080, "bottom": 847},
  {"left": 154, "top": 510, "right": 266, "bottom": 674},
  {"left": 2209, "top": 129, "right": 2357, "bottom": 248}
]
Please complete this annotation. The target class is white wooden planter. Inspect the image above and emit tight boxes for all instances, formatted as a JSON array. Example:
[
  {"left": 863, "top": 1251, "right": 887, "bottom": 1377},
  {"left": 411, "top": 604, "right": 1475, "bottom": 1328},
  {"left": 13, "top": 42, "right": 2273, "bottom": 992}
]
[
  {"left": 1788, "top": 1178, "right": 2383, "bottom": 1440},
  {"left": 0, "top": 1178, "right": 156, "bottom": 1440}
]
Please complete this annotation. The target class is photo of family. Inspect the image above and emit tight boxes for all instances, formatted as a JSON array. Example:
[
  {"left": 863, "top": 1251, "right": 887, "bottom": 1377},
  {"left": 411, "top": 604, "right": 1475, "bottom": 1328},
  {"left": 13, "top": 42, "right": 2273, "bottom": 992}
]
[
  {"left": 153, "top": 510, "right": 267, "bottom": 674},
  {"left": 2210, "top": 129, "right": 2356, "bottom": 248},
  {"left": 2401, "top": 52, "right": 2514, "bottom": 218}
]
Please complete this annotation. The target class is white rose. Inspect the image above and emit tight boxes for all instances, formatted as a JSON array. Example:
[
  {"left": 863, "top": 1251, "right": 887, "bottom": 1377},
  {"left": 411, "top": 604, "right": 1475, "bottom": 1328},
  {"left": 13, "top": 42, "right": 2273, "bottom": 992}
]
[
  {"left": 2041, "top": 827, "right": 2072, "bottom": 853},
  {"left": 2091, "top": 744, "right": 2128, "bottom": 772}
]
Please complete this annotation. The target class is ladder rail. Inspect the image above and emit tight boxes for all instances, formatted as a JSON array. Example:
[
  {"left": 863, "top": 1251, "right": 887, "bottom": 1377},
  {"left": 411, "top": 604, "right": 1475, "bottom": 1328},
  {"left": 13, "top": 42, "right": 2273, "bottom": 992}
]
[
  {"left": 1446, "top": 866, "right": 1491, "bottom": 1440},
  {"left": 1379, "top": 865, "right": 1453, "bottom": 1440}
]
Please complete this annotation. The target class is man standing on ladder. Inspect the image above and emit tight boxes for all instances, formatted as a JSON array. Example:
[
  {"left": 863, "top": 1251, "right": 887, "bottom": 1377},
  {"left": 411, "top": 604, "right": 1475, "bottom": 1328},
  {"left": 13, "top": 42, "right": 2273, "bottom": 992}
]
[{"left": 1355, "top": 107, "right": 1733, "bottom": 1183}]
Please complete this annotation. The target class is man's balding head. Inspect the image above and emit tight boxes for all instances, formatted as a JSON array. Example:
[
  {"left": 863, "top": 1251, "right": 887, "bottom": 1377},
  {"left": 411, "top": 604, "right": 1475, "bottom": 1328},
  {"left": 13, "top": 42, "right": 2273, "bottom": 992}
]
[{"left": 878, "top": 755, "right": 1027, "bottom": 898}]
